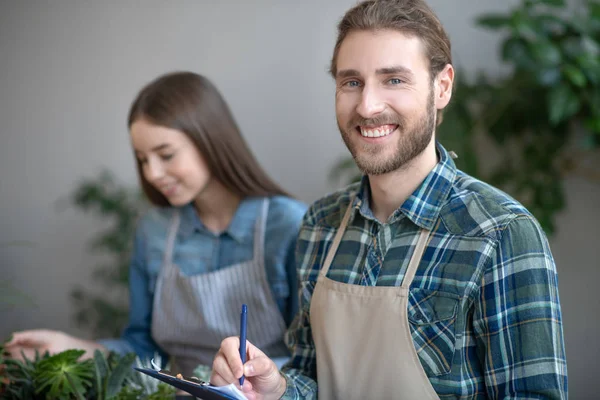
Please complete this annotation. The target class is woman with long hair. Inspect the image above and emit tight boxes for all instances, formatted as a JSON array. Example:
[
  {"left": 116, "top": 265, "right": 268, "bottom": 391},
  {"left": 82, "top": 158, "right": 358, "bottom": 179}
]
[{"left": 6, "top": 71, "right": 306, "bottom": 378}]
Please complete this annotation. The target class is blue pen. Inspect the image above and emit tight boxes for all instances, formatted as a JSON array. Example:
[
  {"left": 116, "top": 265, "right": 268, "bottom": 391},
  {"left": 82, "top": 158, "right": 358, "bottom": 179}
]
[{"left": 239, "top": 304, "right": 248, "bottom": 387}]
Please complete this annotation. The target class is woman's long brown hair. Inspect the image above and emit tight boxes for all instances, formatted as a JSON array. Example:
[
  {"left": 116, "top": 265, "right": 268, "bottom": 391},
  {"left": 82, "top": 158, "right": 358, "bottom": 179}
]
[{"left": 128, "top": 71, "right": 290, "bottom": 207}]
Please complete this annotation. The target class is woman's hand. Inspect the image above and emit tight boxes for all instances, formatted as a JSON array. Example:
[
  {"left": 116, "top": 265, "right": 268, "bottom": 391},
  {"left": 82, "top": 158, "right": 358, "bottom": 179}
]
[{"left": 4, "top": 329, "right": 106, "bottom": 361}]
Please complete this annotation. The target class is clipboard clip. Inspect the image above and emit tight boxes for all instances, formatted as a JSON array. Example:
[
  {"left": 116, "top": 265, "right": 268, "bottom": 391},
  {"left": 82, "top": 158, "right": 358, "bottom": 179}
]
[{"left": 150, "top": 358, "right": 209, "bottom": 386}]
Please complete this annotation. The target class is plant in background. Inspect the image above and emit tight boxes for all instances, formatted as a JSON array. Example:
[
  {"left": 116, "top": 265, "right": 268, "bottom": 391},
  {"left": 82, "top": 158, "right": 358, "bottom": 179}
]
[
  {"left": 330, "top": 0, "right": 600, "bottom": 234},
  {"left": 69, "top": 170, "right": 145, "bottom": 338},
  {"left": 464, "top": 0, "right": 600, "bottom": 233}
]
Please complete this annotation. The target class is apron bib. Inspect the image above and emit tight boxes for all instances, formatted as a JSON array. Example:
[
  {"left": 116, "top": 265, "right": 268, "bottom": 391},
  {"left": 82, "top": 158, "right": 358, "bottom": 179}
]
[
  {"left": 310, "top": 200, "right": 439, "bottom": 399},
  {"left": 151, "top": 199, "right": 288, "bottom": 375}
]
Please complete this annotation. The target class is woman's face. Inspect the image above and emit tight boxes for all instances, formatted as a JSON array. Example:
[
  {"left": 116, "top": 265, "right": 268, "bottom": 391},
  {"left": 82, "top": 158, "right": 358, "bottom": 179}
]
[{"left": 130, "top": 118, "right": 211, "bottom": 206}]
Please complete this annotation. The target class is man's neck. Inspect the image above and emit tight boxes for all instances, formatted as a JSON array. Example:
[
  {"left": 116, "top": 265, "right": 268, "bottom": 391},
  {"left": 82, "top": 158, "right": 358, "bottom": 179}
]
[{"left": 368, "top": 138, "right": 438, "bottom": 223}]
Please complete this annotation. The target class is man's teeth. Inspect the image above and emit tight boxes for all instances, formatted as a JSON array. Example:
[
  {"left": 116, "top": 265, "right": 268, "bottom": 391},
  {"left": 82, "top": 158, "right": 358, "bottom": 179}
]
[{"left": 360, "top": 126, "right": 396, "bottom": 138}]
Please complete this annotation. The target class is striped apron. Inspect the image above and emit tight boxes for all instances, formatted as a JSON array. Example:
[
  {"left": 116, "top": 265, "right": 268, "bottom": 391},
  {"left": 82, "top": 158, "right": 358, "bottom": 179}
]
[{"left": 151, "top": 199, "right": 288, "bottom": 376}]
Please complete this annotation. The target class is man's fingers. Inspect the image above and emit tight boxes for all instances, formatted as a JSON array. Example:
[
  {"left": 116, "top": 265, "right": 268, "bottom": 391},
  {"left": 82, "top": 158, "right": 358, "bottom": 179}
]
[
  {"left": 244, "top": 355, "right": 276, "bottom": 377},
  {"left": 218, "top": 337, "right": 245, "bottom": 379},
  {"left": 241, "top": 381, "right": 257, "bottom": 400},
  {"left": 246, "top": 340, "right": 267, "bottom": 360},
  {"left": 212, "top": 336, "right": 275, "bottom": 391},
  {"left": 241, "top": 380, "right": 253, "bottom": 392},
  {"left": 211, "top": 347, "right": 240, "bottom": 384}
]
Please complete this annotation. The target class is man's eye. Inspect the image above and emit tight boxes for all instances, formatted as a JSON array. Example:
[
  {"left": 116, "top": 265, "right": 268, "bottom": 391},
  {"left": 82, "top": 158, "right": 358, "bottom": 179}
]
[
  {"left": 388, "top": 78, "right": 403, "bottom": 85},
  {"left": 160, "top": 154, "right": 174, "bottom": 161},
  {"left": 344, "top": 80, "right": 361, "bottom": 88}
]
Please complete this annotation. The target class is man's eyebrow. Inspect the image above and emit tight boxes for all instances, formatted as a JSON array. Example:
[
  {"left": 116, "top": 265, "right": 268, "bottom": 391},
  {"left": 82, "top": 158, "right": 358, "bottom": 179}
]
[
  {"left": 375, "top": 66, "right": 415, "bottom": 77},
  {"left": 336, "top": 69, "right": 361, "bottom": 79},
  {"left": 336, "top": 66, "right": 415, "bottom": 79}
]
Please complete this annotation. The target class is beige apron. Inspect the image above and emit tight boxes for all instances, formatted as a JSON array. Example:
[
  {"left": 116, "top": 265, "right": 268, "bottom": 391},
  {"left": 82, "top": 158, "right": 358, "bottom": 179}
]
[
  {"left": 151, "top": 199, "right": 288, "bottom": 376},
  {"left": 310, "top": 201, "right": 439, "bottom": 399}
]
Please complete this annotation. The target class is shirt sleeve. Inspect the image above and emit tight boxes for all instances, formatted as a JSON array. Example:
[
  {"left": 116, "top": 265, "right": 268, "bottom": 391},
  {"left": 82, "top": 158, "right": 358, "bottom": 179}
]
[
  {"left": 264, "top": 197, "right": 307, "bottom": 327},
  {"left": 100, "top": 219, "right": 168, "bottom": 364},
  {"left": 284, "top": 234, "right": 300, "bottom": 327},
  {"left": 473, "top": 215, "right": 568, "bottom": 399},
  {"left": 280, "top": 211, "right": 320, "bottom": 400}
]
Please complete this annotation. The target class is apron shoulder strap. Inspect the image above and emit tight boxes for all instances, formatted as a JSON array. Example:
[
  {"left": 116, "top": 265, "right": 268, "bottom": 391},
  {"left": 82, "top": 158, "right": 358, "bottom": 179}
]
[
  {"left": 319, "top": 198, "right": 355, "bottom": 278},
  {"left": 253, "top": 198, "right": 269, "bottom": 261},
  {"left": 163, "top": 209, "right": 181, "bottom": 265},
  {"left": 401, "top": 228, "right": 430, "bottom": 288}
]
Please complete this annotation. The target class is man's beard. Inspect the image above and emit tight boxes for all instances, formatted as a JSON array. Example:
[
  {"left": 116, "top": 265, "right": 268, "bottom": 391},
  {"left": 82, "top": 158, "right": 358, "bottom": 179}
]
[{"left": 338, "top": 87, "right": 436, "bottom": 176}]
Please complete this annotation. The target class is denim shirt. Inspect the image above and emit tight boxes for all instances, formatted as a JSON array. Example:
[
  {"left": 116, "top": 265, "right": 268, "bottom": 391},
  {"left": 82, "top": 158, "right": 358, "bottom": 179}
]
[{"left": 101, "top": 195, "right": 307, "bottom": 362}]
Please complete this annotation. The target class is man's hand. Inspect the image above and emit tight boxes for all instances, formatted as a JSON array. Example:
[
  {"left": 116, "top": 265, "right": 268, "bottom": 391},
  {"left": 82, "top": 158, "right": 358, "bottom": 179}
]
[{"left": 211, "top": 337, "right": 287, "bottom": 400}]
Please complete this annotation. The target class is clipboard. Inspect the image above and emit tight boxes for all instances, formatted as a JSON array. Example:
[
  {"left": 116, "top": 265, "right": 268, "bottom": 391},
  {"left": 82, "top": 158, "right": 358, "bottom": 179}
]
[{"left": 133, "top": 367, "right": 246, "bottom": 400}]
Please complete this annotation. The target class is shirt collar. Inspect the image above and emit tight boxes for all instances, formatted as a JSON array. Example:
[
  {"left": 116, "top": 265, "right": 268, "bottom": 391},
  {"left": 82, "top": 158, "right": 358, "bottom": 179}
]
[
  {"left": 177, "top": 197, "right": 262, "bottom": 243},
  {"left": 355, "top": 142, "right": 457, "bottom": 230}
]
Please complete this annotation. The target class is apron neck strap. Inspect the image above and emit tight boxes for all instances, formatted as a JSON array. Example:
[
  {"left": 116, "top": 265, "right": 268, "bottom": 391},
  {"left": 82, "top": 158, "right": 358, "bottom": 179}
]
[
  {"left": 253, "top": 198, "right": 269, "bottom": 261},
  {"left": 163, "top": 210, "right": 181, "bottom": 265},
  {"left": 319, "top": 199, "right": 355, "bottom": 278}
]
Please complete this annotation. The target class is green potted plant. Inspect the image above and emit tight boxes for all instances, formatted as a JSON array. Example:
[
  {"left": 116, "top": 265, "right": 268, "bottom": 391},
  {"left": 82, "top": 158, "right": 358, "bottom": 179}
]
[
  {"left": 0, "top": 341, "right": 176, "bottom": 400},
  {"left": 459, "top": 0, "right": 600, "bottom": 233}
]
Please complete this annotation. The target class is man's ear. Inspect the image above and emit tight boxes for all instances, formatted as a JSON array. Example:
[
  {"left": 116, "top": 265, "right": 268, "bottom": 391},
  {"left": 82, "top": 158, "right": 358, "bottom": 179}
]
[{"left": 434, "top": 64, "right": 454, "bottom": 110}]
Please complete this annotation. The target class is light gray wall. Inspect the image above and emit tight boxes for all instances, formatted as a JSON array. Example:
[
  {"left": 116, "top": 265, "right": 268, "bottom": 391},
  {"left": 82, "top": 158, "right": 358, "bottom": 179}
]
[{"left": 0, "top": 1, "right": 597, "bottom": 398}]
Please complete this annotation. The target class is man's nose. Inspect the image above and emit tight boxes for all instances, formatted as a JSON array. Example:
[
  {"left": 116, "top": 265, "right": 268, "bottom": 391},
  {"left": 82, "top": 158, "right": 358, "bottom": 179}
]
[{"left": 356, "top": 85, "right": 385, "bottom": 118}]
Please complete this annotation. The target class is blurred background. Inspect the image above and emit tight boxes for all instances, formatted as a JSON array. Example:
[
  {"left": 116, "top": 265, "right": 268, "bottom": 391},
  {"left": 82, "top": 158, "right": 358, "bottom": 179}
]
[{"left": 0, "top": 0, "right": 598, "bottom": 398}]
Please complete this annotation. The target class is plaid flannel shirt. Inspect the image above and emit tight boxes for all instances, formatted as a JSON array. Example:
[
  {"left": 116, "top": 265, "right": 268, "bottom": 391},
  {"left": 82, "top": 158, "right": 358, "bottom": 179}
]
[{"left": 281, "top": 143, "right": 568, "bottom": 399}]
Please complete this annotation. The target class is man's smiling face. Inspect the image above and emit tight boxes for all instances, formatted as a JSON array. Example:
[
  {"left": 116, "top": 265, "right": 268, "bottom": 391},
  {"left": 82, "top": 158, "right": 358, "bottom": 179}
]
[{"left": 334, "top": 29, "right": 437, "bottom": 175}]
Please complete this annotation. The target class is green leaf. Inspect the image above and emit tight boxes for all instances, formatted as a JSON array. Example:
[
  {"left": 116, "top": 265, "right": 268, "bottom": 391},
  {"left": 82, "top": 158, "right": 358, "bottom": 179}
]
[
  {"left": 538, "top": 67, "right": 562, "bottom": 86},
  {"left": 581, "top": 36, "right": 600, "bottom": 57},
  {"left": 590, "top": 1, "right": 600, "bottom": 20},
  {"left": 576, "top": 55, "right": 600, "bottom": 84},
  {"left": 94, "top": 350, "right": 110, "bottom": 399},
  {"left": 535, "top": 14, "right": 567, "bottom": 35},
  {"left": 476, "top": 14, "right": 511, "bottom": 29},
  {"left": 508, "top": 9, "right": 540, "bottom": 41},
  {"left": 548, "top": 84, "right": 582, "bottom": 125},
  {"left": 529, "top": 40, "right": 562, "bottom": 66},
  {"left": 589, "top": 89, "right": 600, "bottom": 112},
  {"left": 105, "top": 352, "right": 136, "bottom": 398},
  {"left": 502, "top": 37, "right": 534, "bottom": 68},
  {"left": 585, "top": 117, "right": 600, "bottom": 135},
  {"left": 563, "top": 64, "right": 587, "bottom": 87},
  {"left": 65, "top": 371, "right": 87, "bottom": 400}
]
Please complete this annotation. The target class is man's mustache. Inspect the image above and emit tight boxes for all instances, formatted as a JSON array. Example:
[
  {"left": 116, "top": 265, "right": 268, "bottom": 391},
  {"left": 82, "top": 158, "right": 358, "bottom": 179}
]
[{"left": 347, "top": 113, "right": 406, "bottom": 130}]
